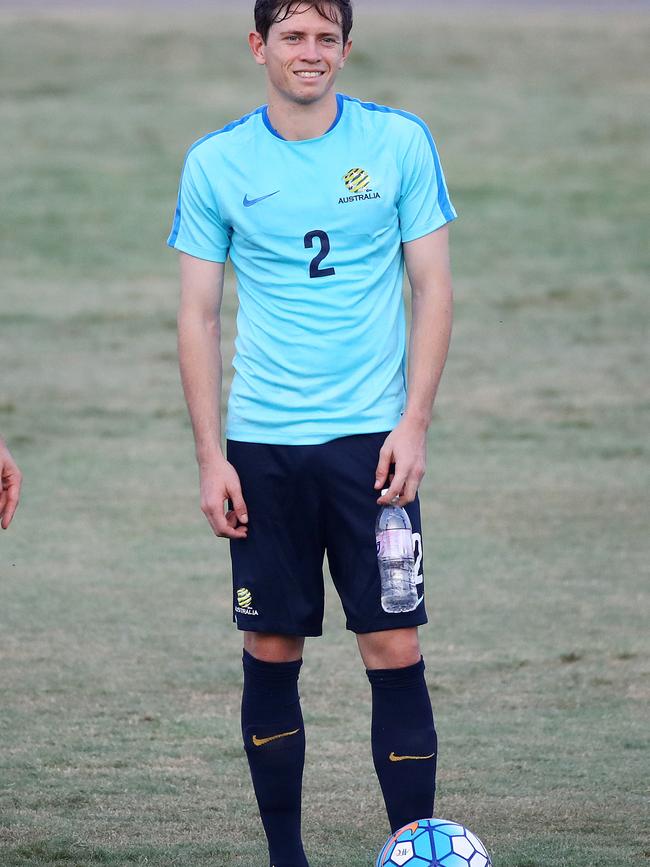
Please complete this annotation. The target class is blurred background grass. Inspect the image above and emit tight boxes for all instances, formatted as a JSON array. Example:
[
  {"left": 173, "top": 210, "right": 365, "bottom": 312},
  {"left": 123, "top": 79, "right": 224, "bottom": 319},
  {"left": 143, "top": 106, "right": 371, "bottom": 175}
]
[{"left": 1, "top": 4, "right": 649, "bottom": 866}]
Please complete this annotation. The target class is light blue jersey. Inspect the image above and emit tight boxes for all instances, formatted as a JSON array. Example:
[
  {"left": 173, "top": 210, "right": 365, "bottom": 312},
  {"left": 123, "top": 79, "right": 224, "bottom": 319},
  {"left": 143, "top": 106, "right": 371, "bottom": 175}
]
[{"left": 168, "top": 93, "right": 456, "bottom": 445}]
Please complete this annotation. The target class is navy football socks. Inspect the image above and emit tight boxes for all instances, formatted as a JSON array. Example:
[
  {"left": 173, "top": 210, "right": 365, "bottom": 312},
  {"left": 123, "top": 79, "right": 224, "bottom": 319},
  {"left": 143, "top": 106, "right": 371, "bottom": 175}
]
[
  {"left": 241, "top": 650, "right": 309, "bottom": 867},
  {"left": 366, "top": 657, "right": 438, "bottom": 833}
]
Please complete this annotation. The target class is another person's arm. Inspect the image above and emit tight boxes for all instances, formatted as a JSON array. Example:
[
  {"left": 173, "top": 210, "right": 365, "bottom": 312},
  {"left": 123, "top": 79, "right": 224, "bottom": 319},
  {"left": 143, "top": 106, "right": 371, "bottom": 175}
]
[
  {"left": 177, "top": 252, "right": 248, "bottom": 539},
  {"left": 0, "top": 437, "right": 22, "bottom": 529},
  {"left": 375, "top": 225, "right": 453, "bottom": 506}
]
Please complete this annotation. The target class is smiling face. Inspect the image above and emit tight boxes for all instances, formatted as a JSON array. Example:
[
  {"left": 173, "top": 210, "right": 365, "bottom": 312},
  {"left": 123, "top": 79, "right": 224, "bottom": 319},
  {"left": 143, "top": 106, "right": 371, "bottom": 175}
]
[{"left": 249, "top": 2, "right": 352, "bottom": 109}]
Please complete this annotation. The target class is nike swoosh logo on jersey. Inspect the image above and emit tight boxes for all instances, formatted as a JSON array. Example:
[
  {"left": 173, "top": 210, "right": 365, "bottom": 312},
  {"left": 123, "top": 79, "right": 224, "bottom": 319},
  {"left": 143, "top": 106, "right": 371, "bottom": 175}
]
[
  {"left": 389, "top": 751, "right": 436, "bottom": 762},
  {"left": 243, "top": 190, "right": 280, "bottom": 207},
  {"left": 252, "top": 728, "right": 300, "bottom": 747}
]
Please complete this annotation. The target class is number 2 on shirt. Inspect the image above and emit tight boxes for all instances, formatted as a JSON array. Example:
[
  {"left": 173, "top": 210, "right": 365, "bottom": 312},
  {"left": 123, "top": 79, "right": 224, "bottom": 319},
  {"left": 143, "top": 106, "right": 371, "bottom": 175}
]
[{"left": 304, "top": 230, "right": 336, "bottom": 279}]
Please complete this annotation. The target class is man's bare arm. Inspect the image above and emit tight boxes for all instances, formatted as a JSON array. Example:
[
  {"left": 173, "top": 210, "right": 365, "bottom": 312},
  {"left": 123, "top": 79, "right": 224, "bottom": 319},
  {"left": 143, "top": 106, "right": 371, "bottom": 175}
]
[
  {"left": 177, "top": 252, "right": 248, "bottom": 539},
  {"left": 375, "top": 225, "right": 453, "bottom": 506}
]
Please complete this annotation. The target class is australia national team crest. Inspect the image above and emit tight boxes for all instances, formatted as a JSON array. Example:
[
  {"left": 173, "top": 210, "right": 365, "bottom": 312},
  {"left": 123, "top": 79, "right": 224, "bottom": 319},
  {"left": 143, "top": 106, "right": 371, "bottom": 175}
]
[
  {"left": 344, "top": 168, "right": 371, "bottom": 193},
  {"left": 339, "top": 168, "right": 381, "bottom": 205},
  {"left": 235, "top": 587, "right": 259, "bottom": 617}
]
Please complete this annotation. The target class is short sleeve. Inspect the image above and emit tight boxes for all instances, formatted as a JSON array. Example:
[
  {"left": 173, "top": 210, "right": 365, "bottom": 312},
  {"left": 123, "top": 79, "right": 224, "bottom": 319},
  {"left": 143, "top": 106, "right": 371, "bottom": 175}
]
[
  {"left": 167, "top": 147, "right": 231, "bottom": 262},
  {"left": 398, "top": 119, "right": 457, "bottom": 243}
]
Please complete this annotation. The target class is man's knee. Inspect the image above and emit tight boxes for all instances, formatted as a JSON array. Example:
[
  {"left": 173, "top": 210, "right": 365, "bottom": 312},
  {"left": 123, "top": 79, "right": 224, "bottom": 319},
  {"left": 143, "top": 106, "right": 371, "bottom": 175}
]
[
  {"left": 357, "top": 627, "right": 422, "bottom": 670},
  {"left": 243, "top": 632, "right": 305, "bottom": 663}
]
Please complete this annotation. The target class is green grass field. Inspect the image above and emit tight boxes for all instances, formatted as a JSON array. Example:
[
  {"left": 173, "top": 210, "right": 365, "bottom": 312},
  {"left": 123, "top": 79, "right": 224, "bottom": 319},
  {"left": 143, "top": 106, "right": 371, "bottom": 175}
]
[{"left": 1, "top": 5, "right": 649, "bottom": 866}]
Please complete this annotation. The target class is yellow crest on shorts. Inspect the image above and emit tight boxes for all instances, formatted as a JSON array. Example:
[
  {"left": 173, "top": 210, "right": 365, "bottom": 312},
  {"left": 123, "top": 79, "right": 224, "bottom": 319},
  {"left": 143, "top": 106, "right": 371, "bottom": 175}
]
[{"left": 237, "top": 588, "right": 253, "bottom": 608}]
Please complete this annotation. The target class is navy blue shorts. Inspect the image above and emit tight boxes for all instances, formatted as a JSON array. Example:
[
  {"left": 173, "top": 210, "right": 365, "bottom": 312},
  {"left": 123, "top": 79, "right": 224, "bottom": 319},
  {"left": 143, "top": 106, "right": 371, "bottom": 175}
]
[{"left": 227, "top": 432, "right": 427, "bottom": 636}]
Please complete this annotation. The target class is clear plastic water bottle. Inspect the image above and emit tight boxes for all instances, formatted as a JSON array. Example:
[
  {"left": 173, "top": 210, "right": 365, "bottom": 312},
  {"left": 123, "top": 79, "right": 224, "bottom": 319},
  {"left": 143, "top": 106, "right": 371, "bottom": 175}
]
[{"left": 375, "top": 492, "right": 418, "bottom": 613}]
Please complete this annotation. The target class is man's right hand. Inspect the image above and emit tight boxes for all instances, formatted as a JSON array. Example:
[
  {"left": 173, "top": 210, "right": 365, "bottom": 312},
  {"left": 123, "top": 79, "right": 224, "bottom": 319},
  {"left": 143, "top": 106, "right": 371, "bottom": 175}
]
[
  {"left": 0, "top": 438, "right": 22, "bottom": 530},
  {"left": 199, "top": 458, "right": 249, "bottom": 540}
]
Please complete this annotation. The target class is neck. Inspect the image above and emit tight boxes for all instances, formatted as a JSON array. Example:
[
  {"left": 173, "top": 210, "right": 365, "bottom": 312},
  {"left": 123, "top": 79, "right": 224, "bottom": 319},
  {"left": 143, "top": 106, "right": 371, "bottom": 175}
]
[{"left": 266, "top": 92, "right": 339, "bottom": 141}]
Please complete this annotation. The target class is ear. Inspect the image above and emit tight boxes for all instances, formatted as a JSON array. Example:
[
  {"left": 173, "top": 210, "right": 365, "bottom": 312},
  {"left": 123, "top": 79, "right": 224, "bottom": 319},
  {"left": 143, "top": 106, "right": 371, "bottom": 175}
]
[
  {"left": 249, "top": 31, "right": 266, "bottom": 66},
  {"left": 339, "top": 39, "right": 352, "bottom": 69}
]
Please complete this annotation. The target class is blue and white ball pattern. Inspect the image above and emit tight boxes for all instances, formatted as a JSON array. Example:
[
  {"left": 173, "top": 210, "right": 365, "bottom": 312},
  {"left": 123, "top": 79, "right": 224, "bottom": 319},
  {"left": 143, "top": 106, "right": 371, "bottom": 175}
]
[{"left": 376, "top": 818, "right": 491, "bottom": 867}]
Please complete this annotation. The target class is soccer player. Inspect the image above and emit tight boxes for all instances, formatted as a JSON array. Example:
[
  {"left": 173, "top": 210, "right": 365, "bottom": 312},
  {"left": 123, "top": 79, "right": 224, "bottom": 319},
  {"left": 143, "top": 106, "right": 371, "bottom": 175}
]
[
  {"left": 168, "top": 2, "right": 456, "bottom": 864},
  {"left": 0, "top": 437, "right": 22, "bottom": 529}
]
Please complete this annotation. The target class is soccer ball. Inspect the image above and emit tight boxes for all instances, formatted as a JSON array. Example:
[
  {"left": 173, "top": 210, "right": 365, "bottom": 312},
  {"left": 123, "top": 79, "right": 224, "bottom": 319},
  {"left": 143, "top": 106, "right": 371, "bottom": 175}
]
[{"left": 376, "top": 818, "right": 492, "bottom": 867}]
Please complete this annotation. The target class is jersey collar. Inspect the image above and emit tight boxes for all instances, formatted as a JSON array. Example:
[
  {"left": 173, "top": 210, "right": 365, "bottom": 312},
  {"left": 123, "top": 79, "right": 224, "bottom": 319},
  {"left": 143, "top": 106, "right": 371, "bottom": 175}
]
[{"left": 262, "top": 93, "right": 344, "bottom": 142}]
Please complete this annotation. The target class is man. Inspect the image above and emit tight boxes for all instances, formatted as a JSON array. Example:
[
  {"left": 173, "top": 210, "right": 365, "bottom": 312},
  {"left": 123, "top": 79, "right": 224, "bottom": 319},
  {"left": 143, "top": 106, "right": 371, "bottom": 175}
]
[
  {"left": 168, "top": 2, "right": 456, "bottom": 864},
  {"left": 0, "top": 437, "right": 22, "bottom": 530}
]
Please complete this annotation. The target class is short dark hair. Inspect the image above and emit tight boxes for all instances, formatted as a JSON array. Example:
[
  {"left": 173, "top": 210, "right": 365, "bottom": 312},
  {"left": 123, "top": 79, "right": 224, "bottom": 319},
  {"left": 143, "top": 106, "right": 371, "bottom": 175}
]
[{"left": 254, "top": 1, "right": 353, "bottom": 45}]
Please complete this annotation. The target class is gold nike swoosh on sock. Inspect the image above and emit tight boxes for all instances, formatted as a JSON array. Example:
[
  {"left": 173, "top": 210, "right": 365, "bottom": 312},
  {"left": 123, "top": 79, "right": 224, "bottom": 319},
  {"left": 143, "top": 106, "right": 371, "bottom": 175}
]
[
  {"left": 252, "top": 728, "right": 300, "bottom": 747},
  {"left": 389, "top": 751, "right": 436, "bottom": 762}
]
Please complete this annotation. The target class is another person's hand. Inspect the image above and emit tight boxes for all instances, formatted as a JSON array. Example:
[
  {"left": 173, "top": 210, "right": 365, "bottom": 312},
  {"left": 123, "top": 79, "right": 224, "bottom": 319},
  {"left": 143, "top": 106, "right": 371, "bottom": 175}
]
[
  {"left": 0, "top": 438, "right": 22, "bottom": 529},
  {"left": 199, "top": 457, "right": 249, "bottom": 540},
  {"left": 374, "top": 418, "right": 427, "bottom": 507}
]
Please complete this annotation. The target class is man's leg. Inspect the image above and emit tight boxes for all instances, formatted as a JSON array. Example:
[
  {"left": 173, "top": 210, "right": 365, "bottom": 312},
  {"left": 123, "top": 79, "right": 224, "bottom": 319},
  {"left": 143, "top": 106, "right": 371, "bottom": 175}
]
[
  {"left": 317, "top": 433, "right": 434, "bottom": 832},
  {"left": 228, "top": 439, "right": 328, "bottom": 866},
  {"left": 241, "top": 632, "right": 309, "bottom": 867},
  {"left": 357, "top": 627, "right": 438, "bottom": 833}
]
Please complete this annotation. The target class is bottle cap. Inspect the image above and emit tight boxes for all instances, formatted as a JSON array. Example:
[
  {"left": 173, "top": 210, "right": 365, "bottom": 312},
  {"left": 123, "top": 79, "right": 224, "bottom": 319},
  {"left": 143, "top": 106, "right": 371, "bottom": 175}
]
[{"left": 381, "top": 489, "right": 401, "bottom": 504}]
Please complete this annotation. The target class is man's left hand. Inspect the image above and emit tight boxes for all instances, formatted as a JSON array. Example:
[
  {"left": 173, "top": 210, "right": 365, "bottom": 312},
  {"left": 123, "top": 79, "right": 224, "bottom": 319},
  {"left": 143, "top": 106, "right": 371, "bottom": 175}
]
[{"left": 374, "top": 418, "right": 427, "bottom": 507}]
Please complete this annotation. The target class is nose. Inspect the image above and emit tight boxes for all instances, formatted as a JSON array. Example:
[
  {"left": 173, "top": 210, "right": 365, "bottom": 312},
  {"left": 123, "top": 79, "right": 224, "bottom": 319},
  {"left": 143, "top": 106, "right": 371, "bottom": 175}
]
[{"left": 299, "top": 37, "right": 321, "bottom": 63}]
